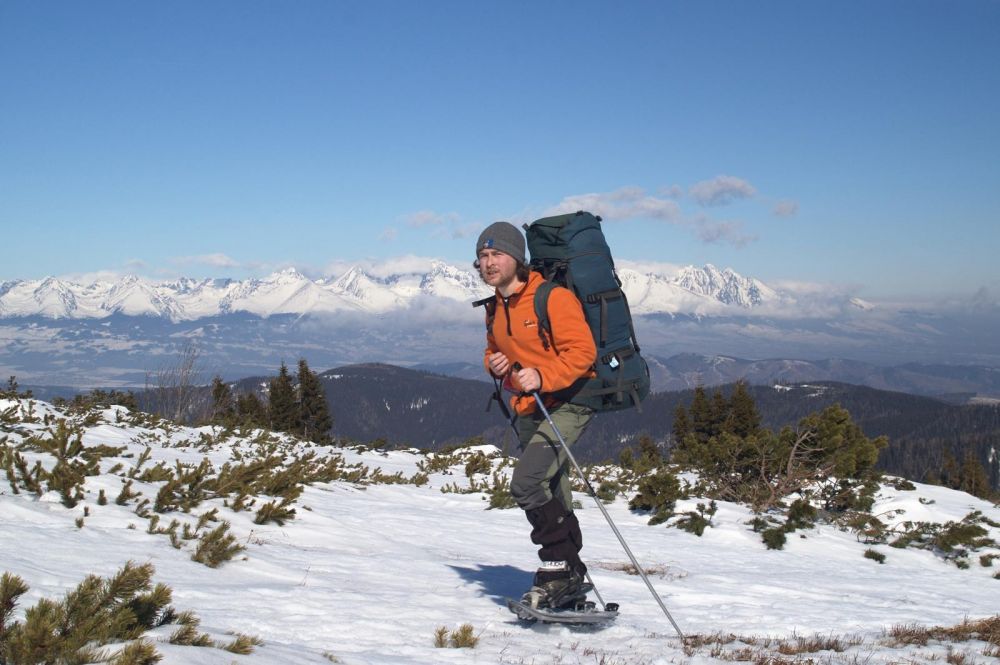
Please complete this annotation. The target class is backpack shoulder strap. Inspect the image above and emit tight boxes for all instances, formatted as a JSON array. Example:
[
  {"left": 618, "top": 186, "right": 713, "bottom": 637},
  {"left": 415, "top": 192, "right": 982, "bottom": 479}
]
[
  {"left": 533, "top": 280, "right": 556, "bottom": 352},
  {"left": 472, "top": 296, "right": 497, "bottom": 336}
]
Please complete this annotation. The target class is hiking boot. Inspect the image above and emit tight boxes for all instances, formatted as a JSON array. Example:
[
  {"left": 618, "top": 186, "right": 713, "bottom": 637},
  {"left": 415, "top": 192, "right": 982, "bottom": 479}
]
[{"left": 521, "top": 561, "right": 585, "bottom": 609}]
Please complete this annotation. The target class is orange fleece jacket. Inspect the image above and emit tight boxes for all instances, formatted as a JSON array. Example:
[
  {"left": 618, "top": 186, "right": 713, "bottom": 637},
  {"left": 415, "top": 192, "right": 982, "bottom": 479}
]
[{"left": 483, "top": 271, "right": 597, "bottom": 415}]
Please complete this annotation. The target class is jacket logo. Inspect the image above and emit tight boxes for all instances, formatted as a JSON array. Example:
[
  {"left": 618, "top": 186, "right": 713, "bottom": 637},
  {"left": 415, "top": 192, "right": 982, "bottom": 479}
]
[{"left": 523, "top": 320, "right": 537, "bottom": 328}]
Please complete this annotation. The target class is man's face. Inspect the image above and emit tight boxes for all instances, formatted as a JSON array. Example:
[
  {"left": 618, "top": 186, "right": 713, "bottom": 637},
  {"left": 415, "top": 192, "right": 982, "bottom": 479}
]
[{"left": 477, "top": 248, "right": 518, "bottom": 289}]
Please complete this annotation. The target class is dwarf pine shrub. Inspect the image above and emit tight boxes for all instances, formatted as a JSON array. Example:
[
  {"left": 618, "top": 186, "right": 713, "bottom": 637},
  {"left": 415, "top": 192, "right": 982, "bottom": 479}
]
[
  {"left": 116, "top": 479, "right": 139, "bottom": 505},
  {"left": 486, "top": 471, "right": 517, "bottom": 510},
  {"left": 196, "top": 508, "right": 220, "bottom": 530},
  {"left": 28, "top": 420, "right": 83, "bottom": 459},
  {"left": 137, "top": 461, "right": 174, "bottom": 483},
  {"left": 887, "top": 476, "right": 917, "bottom": 491},
  {"left": 464, "top": 452, "right": 492, "bottom": 478},
  {"left": 762, "top": 527, "right": 787, "bottom": 550},
  {"left": 785, "top": 498, "right": 818, "bottom": 531},
  {"left": 0, "top": 562, "right": 175, "bottom": 665},
  {"left": 0, "top": 572, "right": 30, "bottom": 629},
  {"left": 191, "top": 522, "right": 245, "bottom": 567},
  {"left": 3, "top": 449, "right": 42, "bottom": 495},
  {"left": 134, "top": 498, "right": 152, "bottom": 518},
  {"left": 129, "top": 447, "right": 153, "bottom": 477},
  {"left": 618, "top": 435, "right": 664, "bottom": 479},
  {"left": 675, "top": 501, "right": 718, "bottom": 536},
  {"left": 369, "top": 468, "right": 407, "bottom": 484},
  {"left": 597, "top": 479, "right": 625, "bottom": 503},
  {"left": 841, "top": 510, "right": 889, "bottom": 544},
  {"left": 47, "top": 458, "right": 87, "bottom": 508},
  {"left": 254, "top": 498, "right": 297, "bottom": 525},
  {"left": 418, "top": 452, "right": 461, "bottom": 475},
  {"left": 629, "top": 467, "right": 683, "bottom": 525},
  {"left": 864, "top": 548, "right": 886, "bottom": 564},
  {"left": 82, "top": 443, "right": 126, "bottom": 467},
  {"left": 887, "top": 511, "right": 997, "bottom": 567},
  {"left": 168, "top": 621, "right": 214, "bottom": 646},
  {"left": 1, "top": 405, "right": 20, "bottom": 424},
  {"left": 933, "top": 520, "right": 992, "bottom": 553},
  {"left": 107, "top": 639, "right": 162, "bottom": 665},
  {"left": 672, "top": 391, "right": 886, "bottom": 514},
  {"left": 222, "top": 633, "right": 264, "bottom": 654}
]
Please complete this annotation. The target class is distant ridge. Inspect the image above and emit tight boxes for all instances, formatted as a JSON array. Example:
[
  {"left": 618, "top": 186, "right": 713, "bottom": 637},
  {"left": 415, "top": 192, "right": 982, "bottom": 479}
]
[
  {"left": 418, "top": 353, "right": 1000, "bottom": 401},
  {"left": 1, "top": 263, "right": 790, "bottom": 321}
]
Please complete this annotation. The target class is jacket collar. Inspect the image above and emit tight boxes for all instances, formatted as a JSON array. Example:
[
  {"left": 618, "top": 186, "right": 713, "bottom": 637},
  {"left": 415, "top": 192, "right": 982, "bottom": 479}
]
[{"left": 496, "top": 270, "right": 541, "bottom": 302}]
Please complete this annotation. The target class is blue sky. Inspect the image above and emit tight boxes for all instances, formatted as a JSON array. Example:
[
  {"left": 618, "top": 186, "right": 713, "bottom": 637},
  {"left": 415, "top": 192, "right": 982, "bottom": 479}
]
[{"left": 2, "top": 1, "right": 998, "bottom": 299}]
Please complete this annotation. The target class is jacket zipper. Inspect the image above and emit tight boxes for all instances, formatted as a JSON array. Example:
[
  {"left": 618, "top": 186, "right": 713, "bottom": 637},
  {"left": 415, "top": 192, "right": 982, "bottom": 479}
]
[{"left": 501, "top": 296, "right": 512, "bottom": 336}]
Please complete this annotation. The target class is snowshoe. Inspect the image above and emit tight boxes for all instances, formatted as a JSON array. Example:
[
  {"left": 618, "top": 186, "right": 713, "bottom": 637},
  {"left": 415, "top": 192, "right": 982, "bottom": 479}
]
[
  {"left": 520, "top": 561, "right": 588, "bottom": 610},
  {"left": 506, "top": 597, "right": 619, "bottom": 625}
]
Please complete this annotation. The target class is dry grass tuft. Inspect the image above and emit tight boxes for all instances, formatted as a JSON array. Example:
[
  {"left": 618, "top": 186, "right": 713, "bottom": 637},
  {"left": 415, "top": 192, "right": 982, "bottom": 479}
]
[{"left": 886, "top": 615, "right": 1000, "bottom": 648}]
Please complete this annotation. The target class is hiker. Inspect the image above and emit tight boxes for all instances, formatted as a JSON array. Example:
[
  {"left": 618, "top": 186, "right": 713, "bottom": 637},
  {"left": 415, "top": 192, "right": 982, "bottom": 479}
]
[{"left": 476, "top": 221, "right": 597, "bottom": 609}]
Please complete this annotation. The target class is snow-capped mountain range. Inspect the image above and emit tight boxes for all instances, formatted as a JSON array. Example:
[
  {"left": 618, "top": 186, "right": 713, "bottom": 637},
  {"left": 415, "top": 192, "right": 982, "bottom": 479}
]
[{"left": 0, "top": 262, "right": 786, "bottom": 321}]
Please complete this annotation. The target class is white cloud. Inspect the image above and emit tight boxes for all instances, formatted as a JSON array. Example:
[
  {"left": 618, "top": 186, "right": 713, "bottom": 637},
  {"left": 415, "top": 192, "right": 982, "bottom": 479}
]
[
  {"left": 689, "top": 175, "right": 757, "bottom": 206},
  {"left": 366, "top": 255, "right": 442, "bottom": 278},
  {"left": 55, "top": 269, "right": 128, "bottom": 284},
  {"left": 544, "top": 186, "right": 763, "bottom": 247},
  {"left": 379, "top": 227, "right": 399, "bottom": 242},
  {"left": 773, "top": 200, "right": 799, "bottom": 217},
  {"left": 769, "top": 279, "right": 843, "bottom": 297},
  {"left": 971, "top": 285, "right": 999, "bottom": 309},
  {"left": 172, "top": 253, "right": 241, "bottom": 269},
  {"left": 693, "top": 217, "right": 757, "bottom": 248},
  {"left": 546, "top": 186, "right": 682, "bottom": 222},
  {"left": 450, "top": 222, "right": 482, "bottom": 239},
  {"left": 398, "top": 209, "right": 477, "bottom": 241},
  {"left": 657, "top": 184, "right": 684, "bottom": 198},
  {"left": 401, "top": 210, "right": 460, "bottom": 227},
  {"left": 616, "top": 259, "right": 685, "bottom": 277},
  {"left": 322, "top": 255, "right": 446, "bottom": 280}
]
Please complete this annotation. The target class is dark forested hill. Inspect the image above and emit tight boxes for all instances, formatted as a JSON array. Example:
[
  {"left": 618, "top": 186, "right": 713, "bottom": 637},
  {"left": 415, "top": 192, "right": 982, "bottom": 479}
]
[
  {"left": 581, "top": 382, "right": 1000, "bottom": 486},
  {"left": 315, "top": 363, "right": 499, "bottom": 448},
  {"left": 223, "top": 364, "right": 1000, "bottom": 490}
]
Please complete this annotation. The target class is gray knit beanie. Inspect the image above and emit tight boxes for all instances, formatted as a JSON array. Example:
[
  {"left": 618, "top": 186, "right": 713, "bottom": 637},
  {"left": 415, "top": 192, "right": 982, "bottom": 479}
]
[{"left": 475, "top": 221, "right": 526, "bottom": 264}]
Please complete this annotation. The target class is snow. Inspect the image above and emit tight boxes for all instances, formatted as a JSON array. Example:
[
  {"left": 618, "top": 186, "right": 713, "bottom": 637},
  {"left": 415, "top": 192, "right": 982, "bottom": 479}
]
[
  {"left": 0, "top": 264, "right": 803, "bottom": 322},
  {"left": 1, "top": 397, "right": 998, "bottom": 664}
]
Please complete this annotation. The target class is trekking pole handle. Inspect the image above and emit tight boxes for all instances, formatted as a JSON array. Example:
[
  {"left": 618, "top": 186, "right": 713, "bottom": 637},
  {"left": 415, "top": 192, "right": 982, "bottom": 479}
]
[
  {"left": 527, "top": 388, "right": 686, "bottom": 641},
  {"left": 510, "top": 362, "right": 532, "bottom": 387}
]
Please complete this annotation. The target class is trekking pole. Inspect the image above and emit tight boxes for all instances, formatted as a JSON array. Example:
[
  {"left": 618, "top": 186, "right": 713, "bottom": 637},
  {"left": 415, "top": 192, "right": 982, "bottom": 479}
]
[{"left": 529, "top": 391, "right": 686, "bottom": 641}]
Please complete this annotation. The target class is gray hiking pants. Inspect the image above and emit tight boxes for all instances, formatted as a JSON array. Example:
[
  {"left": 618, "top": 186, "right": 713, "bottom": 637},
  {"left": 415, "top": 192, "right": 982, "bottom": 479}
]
[{"left": 511, "top": 402, "right": 593, "bottom": 512}]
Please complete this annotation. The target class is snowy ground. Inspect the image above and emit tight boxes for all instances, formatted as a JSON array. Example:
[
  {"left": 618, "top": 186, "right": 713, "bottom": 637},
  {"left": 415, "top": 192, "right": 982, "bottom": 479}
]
[{"left": 1, "top": 397, "right": 998, "bottom": 664}]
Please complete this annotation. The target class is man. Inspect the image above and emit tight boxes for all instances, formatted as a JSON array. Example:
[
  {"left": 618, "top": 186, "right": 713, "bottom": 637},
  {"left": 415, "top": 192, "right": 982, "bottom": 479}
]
[{"left": 476, "top": 221, "right": 597, "bottom": 609}]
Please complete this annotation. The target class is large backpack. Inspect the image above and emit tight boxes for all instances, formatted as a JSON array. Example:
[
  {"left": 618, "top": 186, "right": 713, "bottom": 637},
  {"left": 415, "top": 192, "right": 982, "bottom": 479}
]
[{"left": 525, "top": 210, "right": 650, "bottom": 412}]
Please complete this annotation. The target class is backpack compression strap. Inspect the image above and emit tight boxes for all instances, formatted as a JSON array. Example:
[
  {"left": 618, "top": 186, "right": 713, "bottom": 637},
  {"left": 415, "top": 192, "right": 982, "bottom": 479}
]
[
  {"left": 533, "top": 280, "right": 645, "bottom": 412},
  {"left": 532, "top": 280, "right": 557, "bottom": 352}
]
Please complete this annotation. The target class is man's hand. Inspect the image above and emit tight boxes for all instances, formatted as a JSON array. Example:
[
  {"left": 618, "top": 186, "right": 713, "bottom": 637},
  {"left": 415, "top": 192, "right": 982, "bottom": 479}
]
[
  {"left": 488, "top": 352, "right": 511, "bottom": 376},
  {"left": 514, "top": 367, "right": 542, "bottom": 393}
]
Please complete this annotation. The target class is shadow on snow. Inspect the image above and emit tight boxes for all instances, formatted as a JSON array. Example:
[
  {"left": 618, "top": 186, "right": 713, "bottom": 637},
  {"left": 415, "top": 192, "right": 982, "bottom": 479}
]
[{"left": 448, "top": 564, "right": 532, "bottom": 607}]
